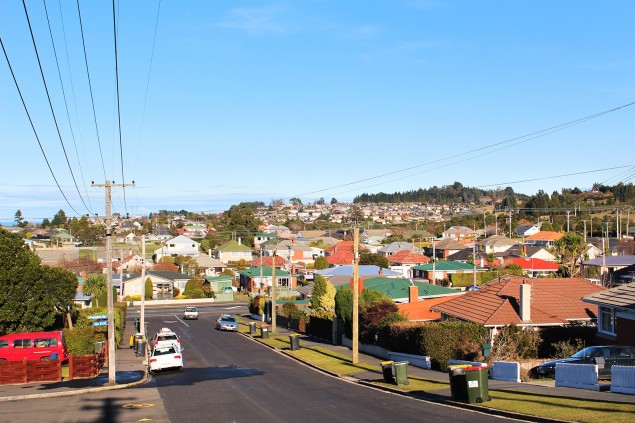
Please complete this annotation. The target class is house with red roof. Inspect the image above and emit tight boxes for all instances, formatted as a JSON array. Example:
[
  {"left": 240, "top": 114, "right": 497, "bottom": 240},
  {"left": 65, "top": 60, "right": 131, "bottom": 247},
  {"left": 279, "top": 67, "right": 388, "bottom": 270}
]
[
  {"left": 388, "top": 250, "right": 431, "bottom": 278},
  {"left": 248, "top": 255, "right": 288, "bottom": 268},
  {"left": 431, "top": 276, "right": 606, "bottom": 340},
  {"left": 498, "top": 257, "right": 561, "bottom": 278}
]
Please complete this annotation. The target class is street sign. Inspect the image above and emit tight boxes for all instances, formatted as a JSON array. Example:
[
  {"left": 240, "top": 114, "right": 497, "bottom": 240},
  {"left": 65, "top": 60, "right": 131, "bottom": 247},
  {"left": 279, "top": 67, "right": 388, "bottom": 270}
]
[
  {"left": 89, "top": 314, "right": 108, "bottom": 320},
  {"left": 92, "top": 321, "right": 108, "bottom": 327}
]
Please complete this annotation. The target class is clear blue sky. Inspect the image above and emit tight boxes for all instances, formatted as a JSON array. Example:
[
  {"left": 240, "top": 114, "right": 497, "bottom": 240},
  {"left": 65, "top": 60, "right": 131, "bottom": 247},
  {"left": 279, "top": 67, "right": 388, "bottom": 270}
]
[{"left": 1, "top": 1, "right": 634, "bottom": 222}]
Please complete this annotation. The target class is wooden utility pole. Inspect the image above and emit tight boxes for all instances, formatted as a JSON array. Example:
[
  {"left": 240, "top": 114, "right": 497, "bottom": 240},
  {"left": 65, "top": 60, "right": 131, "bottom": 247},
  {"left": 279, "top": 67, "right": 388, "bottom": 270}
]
[
  {"left": 140, "top": 234, "right": 146, "bottom": 339},
  {"left": 271, "top": 251, "right": 276, "bottom": 331},
  {"left": 93, "top": 180, "right": 134, "bottom": 384},
  {"left": 352, "top": 227, "right": 359, "bottom": 365}
]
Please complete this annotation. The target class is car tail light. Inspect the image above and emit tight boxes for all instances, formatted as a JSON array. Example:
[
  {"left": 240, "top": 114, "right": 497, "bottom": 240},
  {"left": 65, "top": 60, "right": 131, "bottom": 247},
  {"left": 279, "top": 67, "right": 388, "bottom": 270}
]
[
  {"left": 154, "top": 341, "right": 158, "bottom": 346},
  {"left": 150, "top": 358, "right": 157, "bottom": 363},
  {"left": 174, "top": 355, "right": 181, "bottom": 359}
]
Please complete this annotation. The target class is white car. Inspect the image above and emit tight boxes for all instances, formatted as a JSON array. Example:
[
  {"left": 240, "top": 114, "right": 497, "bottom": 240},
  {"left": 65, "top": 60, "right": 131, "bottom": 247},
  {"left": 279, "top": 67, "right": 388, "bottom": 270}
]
[
  {"left": 152, "top": 328, "right": 182, "bottom": 350},
  {"left": 149, "top": 344, "right": 183, "bottom": 373},
  {"left": 183, "top": 306, "right": 199, "bottom": 320}
]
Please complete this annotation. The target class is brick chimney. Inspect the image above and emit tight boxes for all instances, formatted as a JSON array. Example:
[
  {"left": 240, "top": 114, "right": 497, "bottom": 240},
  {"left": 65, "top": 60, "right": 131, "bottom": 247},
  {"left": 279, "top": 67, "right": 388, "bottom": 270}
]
[
  {"left": 409, "top": 285, "right": 418, "bottom": 304},
  {"left": 520, "top": 283, "right": 531, "bottom": 322},
  {"left": 350, "top": 277, "right": 364, "bottom": 294}
]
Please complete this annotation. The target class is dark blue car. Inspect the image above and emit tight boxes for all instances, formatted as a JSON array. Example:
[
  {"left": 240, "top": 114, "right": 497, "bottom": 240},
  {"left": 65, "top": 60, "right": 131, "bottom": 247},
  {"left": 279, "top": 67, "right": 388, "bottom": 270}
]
[{"left": 536, "top": 345, "right": 635, "bottom": 379}]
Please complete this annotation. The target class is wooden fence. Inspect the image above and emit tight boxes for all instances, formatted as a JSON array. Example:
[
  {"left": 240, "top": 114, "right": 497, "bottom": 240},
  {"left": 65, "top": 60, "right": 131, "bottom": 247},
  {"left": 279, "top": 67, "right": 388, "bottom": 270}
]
[
  {"left": 0, "top": 342, "right": 108, "bottom": 384},
  {"left": 68, "top": 342, "right": 108, "bottom": 380},
  {"left": 0, "top": 359, "right": 62, "bottom": 385}
]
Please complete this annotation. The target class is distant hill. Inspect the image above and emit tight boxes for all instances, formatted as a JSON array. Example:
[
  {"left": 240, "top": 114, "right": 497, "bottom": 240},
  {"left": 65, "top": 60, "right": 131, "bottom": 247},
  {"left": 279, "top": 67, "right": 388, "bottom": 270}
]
[{"left": 353, "top": 182, "right": 526, "bottom": 205}]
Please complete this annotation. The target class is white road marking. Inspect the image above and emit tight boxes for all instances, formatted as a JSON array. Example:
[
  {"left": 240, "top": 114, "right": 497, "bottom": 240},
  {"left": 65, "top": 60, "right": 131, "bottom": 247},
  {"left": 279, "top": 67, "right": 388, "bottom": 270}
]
[{"left": 175, "top": 315, "right": 189, "bottom": 328}]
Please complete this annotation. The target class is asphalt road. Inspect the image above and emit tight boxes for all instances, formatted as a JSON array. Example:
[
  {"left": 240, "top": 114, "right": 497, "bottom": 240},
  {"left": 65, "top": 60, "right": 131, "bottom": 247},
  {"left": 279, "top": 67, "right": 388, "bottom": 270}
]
[
  {"left": 0, "top": 304, "right": 516, "bottom": 422},
  {"left": 145, "top": 305, "right": 510, "bottom": 423}
]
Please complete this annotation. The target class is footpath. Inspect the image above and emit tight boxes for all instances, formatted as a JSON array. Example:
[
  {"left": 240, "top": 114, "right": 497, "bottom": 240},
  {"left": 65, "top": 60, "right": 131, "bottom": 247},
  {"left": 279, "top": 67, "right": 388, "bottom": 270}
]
[
  {"left": 2, "top": 314, "right": 635, "bottom": 422},
  {"left": 0, "top": 316, "right": 147, "bottom": 401}
]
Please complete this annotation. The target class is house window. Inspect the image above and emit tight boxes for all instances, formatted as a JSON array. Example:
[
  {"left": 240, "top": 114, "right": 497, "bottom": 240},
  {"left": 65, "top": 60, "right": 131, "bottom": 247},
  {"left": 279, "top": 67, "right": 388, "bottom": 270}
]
[{"left": 599, "top": 306, "right": 615, "bottom": 335}]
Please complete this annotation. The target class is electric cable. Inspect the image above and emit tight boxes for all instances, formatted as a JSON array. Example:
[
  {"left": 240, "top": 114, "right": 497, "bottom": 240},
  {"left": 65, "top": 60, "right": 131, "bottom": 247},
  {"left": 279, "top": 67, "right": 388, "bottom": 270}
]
[
  {"left": 76, "top": 0, "right": 107, "bottom": 181},
  {"left": 22, "top": 0, "right": 91, "bottom": 214},
  {"left": 1, "top": 36, "right": 81, "bottom": 216},
  {"left": 112, "top": 0, "right": 128, "bottom": 215},
  {"left": 42, "top": 0, "right": 94, "bottom": 214}
]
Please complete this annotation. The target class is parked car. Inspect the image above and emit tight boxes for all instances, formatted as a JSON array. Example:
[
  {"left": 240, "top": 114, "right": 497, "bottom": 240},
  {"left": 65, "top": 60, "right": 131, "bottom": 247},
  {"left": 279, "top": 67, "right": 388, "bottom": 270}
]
[
  {"left": 216, "top": 314, "right": 238, "bottom": 332},
  {"left": 536, "top": 345, "right": 635, "bottom": 379},
  {"left": 149, "top": 344, "right": 183, "bottom": 373},
  {"left": 152, "top": 328, "right": 182, "bottom": 350},
  {"left": 0, "top": 331, "right": 68, "bottom": 362},
  {"left": 183, "top": 306, "right": 199, "bottom": 320}
]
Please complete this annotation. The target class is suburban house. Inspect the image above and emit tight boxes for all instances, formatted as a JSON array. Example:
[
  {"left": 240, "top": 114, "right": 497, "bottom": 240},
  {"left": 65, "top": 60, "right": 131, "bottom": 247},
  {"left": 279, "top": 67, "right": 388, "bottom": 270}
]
[
  {"left": 581, "top": 255, "right": 635, "bottom": 285},
  {"left": 356, "top": 277, "right": 463, "bottom": 321},
  {"left": 248, "top": 255, "right": 289, "bottom": 269},
  {"left": 476, "top": 235, "right": 519, "bottom": 255},
  {"left": 261, "top": 239, "right": 318, "bottom": 264},
  {"left": 583, "top": 282, "right": 635, "bottom": 346},
  {"left": 525, "top": 231, "right": 564, "bottom": 248},
  {"left": 427, "top": 238, "right": 469, "bottom": 259},
  {"left": 153, "top": 235, "right": 201, "bottom": 262},
  {"left": 441, "top": 225, "right": 477, "bottom": 240},
  {"left": 411, "top": 261, "right": 487, "bottom": 284},
  {"left": 327, "top": 249, "right": 354, "bottom": 266},
  {"left": 177, "top": 224, "right": 209, "bottom": 238},
  {"left": 515, "top": 224, "right": 541, "bottom": 238},
  {"left": 216, "top": 239, "right": 253, "bottom": 264},
  {"left": 388, "top": 250, "right": 430, "bottom": 278},
  {"left": 254, "top": 232, "right": 277, "bottom": 248},
  {"left": 204, "top": 275, "right": 234, "bottom": 298},
  {"left": 377, "top": 242, "right": 420, "bottom": 257},
  {"left": 494, "top": 244, "right": 557, "bottom": 262},
  {"left": 315, "top": 265, "right": 401, "bottom": 286},
  {"left": 496, "top": 257, "right": 561, "bottom": 278},
  {"left": 261, "top": 224, "right": 292, "bottom": 238},
  {"left": 193, "top": 253, "right": 227, "bottom": 277},
  {"left": 431, "top": 276, "right": 606, "bottom": 340},
  {"left": 121, "top": 270, "right": 192, "bottom": 299},
  {"left": 238, "top": 266, "right": 296, "bottom": 294}
]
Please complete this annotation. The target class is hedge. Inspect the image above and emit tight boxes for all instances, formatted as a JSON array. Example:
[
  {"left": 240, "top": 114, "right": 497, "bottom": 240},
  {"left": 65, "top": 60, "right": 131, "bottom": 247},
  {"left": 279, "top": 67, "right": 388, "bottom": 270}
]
[
  {"left": 377, "top": 321, "right": 488, "bottom": 370},
  {"left": 450, "top": 271, "right": 498, "bottom": 287},
  {"left": 73, "top": 302, "right": 127, "bottom": 347}
]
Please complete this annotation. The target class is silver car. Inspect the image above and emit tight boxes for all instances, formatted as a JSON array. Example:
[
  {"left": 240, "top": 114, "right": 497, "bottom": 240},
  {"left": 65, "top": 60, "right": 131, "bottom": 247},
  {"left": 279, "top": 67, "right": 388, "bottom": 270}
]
[{"left": 216, "top": 314, "right": 238, "bottom": 331}]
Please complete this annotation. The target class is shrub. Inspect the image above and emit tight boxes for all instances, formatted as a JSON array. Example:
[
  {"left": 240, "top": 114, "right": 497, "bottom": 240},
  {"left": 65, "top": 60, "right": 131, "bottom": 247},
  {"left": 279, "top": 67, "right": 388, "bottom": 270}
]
[
  {"left": 173, "top": 287, "right": 180, "bottom": 297},
  {"left": 249, "top": 295, "right": 265, "bottom": 315},
  {"left": 538, "top": 325, "right": 597, "bottom": 358},
  {"left": 450, "top": 271, "right": 498, "bottom": 287},
  {"left": 359, "top": 299, "right": 406, "bottom": 345},
  {"left": 310, "top": 275, "right": 336, "bottom": 319},
  {"left": 184, "top": 279, "right": 206, "bottom": 299},
  {"left": 551, "top": 339, "right": 586, "bottom": 359},
  {"left": 491, "top": 325, "right": 541, "bottom": 361},
  {"left": 63, "top": 327, "right": 103, "bottom": 355}
]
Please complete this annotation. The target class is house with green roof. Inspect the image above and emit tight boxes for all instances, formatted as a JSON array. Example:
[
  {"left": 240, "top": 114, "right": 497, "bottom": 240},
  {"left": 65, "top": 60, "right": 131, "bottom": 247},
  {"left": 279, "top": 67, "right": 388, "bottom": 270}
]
[
  {"left": 238, "top": 266, "right": 296, "bottom": 294},
  {"left": 216, "top": 240, "right": 253, "bottom": 264},
  {"left": 354, "top": 276, "right": 464, "bottom": 321},
  {"left": 411, "top": 261, "right": 487, "bottom": 283}
]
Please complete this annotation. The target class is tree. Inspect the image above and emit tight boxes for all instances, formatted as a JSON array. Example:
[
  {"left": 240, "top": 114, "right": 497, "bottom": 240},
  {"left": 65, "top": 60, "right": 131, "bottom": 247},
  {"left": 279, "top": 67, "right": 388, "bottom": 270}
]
[
  {"left": 184, "top": 278, "right": 206, "bottom": 299},
  {"left": 359, "top": 252, "right": 389, "bottom": 269},
  {"left": 330, "top": 198, "right": 338, "bottom": 204},
  {"left": 289, "top": 197, "right": 303, "bottom": 206},
  {"left": 14, "top": 210, "right": 26, "bottom": 228},
  {"left": 41, "top": 218, "right": 51, "bottom": 227},
  {"left": 83, "top": 274, "right": 107, "bottom": 308},
  {"left": 554, "top": 232, "right": 586, "bottom": 277},
  {"left": 145, "top": 277, "right": 153, "bottom": 300},
  {"left": 313, "top": 256, "right": 330, "bottom": 270},
  {"left": 316, "top": 197, "right": 325, "bottom": 205},
  {"left": 51, "top": 209, "right": 67, "bottom": 227},
  {"left": 0, "top": 229, "right": 77, "bottom": 335},
  {"left": 310, "top": 275, "right": 336, "bottom": 318}
]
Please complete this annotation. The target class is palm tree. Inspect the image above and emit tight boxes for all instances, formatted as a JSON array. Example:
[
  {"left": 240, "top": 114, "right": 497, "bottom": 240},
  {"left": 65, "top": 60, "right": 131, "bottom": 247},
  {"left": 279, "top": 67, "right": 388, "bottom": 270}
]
[{"left": 83, "top": 274, "right": 106, "bottom": 307}]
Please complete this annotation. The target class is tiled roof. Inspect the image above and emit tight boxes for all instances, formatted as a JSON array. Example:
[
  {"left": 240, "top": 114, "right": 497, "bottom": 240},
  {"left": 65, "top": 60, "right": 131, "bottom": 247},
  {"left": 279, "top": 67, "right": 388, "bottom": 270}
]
[
  {"left": 433, "top": 238, "right": 469, "bottom": 250},
  {"left": 432, "top": 276, "right": 606, "bottom": 326},
  {"left": 388, "top": 250, "right": 430, "bottom": 265},
  {"left": 378, "top": 242, "right": 420, "bottom": 254},
  {"left": 327, "top": 250, "right": 354, "bottom": 265},
  {"left": 412, "top": 261, "right": 487, "bottom": 271},
  {"left": 525, "top": 231, "right": 564, "bottom": 242},
  {"left": 583, "top": 255, "right": 635, "bottom": 267},
  {"left": 583, "top": 282, "right": 635, "bottom": 310},
  {"left": 248, "top": 256, "right": 288, "bottom": 267},
  {"left": 503, "top": 257, "right": 560, "bottom": 271},
  {"left": 325, "top": 241, "right": 353, "bottom": 254}
]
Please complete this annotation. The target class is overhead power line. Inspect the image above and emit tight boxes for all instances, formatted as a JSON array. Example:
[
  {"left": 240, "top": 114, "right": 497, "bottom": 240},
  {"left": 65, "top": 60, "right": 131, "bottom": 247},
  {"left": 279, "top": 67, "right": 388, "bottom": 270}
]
[
  {"left": 22, "top": 0, "right": 91, "bottom": 214},
  {"left": 112, "top": 0, "right": 128, "bottom": 215},
  {"left": 42, "top": 0, "right": 94, "bottom": 214},
  {"left": 76, "top": 0, "right": 107, "bottom": 181},
  {"left": 295, "top": 100, "right": 635, "bottom": 199},
  {"left": 0, "top": 37, "right": 81, "bottom": 216}
]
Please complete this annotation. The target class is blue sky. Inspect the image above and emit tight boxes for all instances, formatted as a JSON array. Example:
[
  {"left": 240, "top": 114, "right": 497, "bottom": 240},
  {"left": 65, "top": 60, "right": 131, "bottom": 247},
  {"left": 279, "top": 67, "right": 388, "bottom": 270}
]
[{"left": 1, "top": 1, "right": 634, "bottom": 222}]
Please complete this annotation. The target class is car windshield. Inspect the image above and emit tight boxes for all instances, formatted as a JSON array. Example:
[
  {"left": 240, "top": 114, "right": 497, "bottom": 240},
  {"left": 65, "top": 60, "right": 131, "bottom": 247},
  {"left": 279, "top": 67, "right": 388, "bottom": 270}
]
[
  {"left": 185, "top": 307, "right": 197, "bottom": 312},
  {"left": 153, "top": 346, "right": 176, "bottom": 356},
  {"left": 221, "top": 317, "right": 235, "bottom": 323},
  {"left": 158, "top": 334, "right": 178, "bottom": 341},
  {"left": 571, "top": 346, "right": 601, "bottom": 359}
]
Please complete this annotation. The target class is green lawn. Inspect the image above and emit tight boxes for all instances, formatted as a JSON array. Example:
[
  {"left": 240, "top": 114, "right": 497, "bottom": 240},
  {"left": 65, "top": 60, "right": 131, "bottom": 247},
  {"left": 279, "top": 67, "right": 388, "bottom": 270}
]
[{"left": 240, "top": 324, "right": 635, "bottom": 422}]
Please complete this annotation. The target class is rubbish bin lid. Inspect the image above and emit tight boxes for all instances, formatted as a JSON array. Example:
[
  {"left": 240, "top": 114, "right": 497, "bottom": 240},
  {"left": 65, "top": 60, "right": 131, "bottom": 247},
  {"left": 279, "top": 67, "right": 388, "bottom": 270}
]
[
  {"left": 381, "top": 360, "right": 394, "bottom": 365},
  {"left": 465, "top": 366, "right": 487, "bottom": 371},
  {"left": 394, "top": 361, "right": 409, "bottom": 365}
]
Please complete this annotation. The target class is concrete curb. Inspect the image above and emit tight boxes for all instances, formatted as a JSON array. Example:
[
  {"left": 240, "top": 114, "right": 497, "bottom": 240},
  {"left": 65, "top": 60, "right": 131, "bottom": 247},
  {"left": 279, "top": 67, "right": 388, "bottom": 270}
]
[{"left": 238, "top": 330, "right": 573, "bottom": 423}]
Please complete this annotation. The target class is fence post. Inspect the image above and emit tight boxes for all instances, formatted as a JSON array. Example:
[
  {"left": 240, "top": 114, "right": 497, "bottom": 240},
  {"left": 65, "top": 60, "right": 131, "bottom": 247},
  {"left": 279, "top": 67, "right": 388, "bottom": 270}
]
[
  {"left": 68, "top": 355, "right": 74, "bottom": 381},
  {"left": 22, "top": 358, "right": 27, "bottom": 384},
  {"left": 57, "top": 358, "right": 62, "bottom": 381}
]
